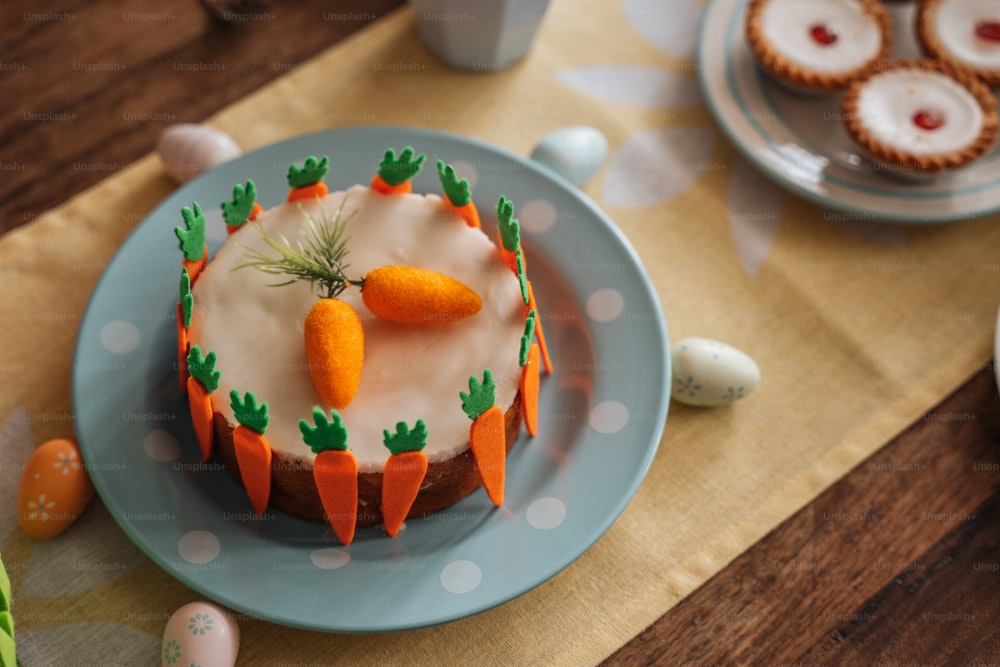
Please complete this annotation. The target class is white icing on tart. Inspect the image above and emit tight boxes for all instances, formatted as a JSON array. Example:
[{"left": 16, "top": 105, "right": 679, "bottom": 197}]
[
  {"left": 760, "top": 0, "right": 884, "bottom": 74},
  {"left": 189, "top": 185, "right": 526, "bottom": 472},
  {"left": 929, "top": 0, "right": 1000, "bottom": 71},
  {"left": 855, "top": 69, "right": 985, "bottom": 155}
]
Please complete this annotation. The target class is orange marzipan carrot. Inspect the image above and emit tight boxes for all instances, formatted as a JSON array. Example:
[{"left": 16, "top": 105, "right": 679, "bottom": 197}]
[
  {"left": 187, "top": 376, "right": 214, "bottom": 462},
  {"left": 527, "top": 281, "right": 552, "bottom": 375},
  {"left": 520, "top": 342, "right": 541, "bottom": 437},
  {"left": 381, "top": 450, "right": 428, "bottom": 537},
  {"left": 176, "top": 303, "right": 189, "bottom": 395},
  {"left": 313, "top": 449, "right": 359, "bottom": 545},
  {"left": 370, "top": 173, "right": 412, "bottom": 195},
  {"left": 303, "top": 298, "right": 364, "bottom": 409},
  {"left": 443, "top": 197, "right": 482, "bottom": 229},
  {"left": 233, "top": 425, "right": 272, "bottom": 515},
  {"left": 287, "top": 182, "right": 329, "bottom": 203},
  {"left": 361, "top": 265, "right": 482, "bottom": 324},
  {"left": 469, "top": 404, "right": 506, "bottom": 506}
]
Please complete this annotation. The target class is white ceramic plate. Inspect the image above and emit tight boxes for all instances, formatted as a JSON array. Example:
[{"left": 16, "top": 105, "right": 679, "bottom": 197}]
[
  {"left": 73, "top": 127, "right": 670, "bottom": 632},
  {"left": 699, "top": 0, "right": 1000, "bottom": 223}
]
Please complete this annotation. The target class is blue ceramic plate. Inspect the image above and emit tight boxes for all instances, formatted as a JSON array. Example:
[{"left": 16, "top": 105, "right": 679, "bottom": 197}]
[
  {"left": 699, "top": 0, "right": 1000, "bottom": 223},
  {"left": 73, "top": 127, "right": 670, "bottom": 632}
]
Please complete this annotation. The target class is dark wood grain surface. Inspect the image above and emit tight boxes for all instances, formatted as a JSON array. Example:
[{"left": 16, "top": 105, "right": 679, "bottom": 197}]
[{"left": 3, "top": 2, "right": 999, "bottom": 664}]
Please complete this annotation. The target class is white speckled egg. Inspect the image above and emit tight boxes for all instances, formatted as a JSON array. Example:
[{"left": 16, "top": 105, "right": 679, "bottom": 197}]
[
  {"left": 162, "top": 601, "right": 239, "bottom": 667},
  {"left": 158, "top": 124, "right": 241, "bottom": 184},
  {"left": 530, "top": 125, "right": 608, "bottom": 188},
  {"left": 670, "top": 337, "right": 760, "bottom": 407}
]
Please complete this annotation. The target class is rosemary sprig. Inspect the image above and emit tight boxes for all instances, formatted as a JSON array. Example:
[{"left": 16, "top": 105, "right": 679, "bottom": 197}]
[{"left": 234, "top": 199, "right": 359, "bottom": 299}]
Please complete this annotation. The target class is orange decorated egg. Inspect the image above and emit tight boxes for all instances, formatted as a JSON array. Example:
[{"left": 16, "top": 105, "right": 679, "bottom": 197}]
[{"left": 17, "top": 438, "right": 95, "bottom": 539}]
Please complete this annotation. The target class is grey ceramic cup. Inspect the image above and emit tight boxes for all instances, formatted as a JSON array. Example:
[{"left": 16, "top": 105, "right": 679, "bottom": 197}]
[{"left": 410, "top": 0, "right": 551, "bottom": 72}]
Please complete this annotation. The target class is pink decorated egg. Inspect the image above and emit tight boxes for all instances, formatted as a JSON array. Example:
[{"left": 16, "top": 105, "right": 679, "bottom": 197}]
[
  {"left": 17, "top": 438, "right": 95, "bottom": 539},
  {"left": 162, "top": 601, "right": 239, "bottom": 667}
]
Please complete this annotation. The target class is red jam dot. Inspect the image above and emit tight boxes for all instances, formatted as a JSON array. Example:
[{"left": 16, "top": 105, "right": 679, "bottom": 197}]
[
  {"left": 975, "top": 20, "right": 1000, "bottom": 43},
  {"left": 913, "top": 109, "right": 945, "bottom": 131},
  {"left": 810, "top": 23, "right": 838, "bottom": 46}
]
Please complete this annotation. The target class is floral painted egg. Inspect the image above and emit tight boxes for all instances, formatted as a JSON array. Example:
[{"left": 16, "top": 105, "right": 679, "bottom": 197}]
[
  {"left": 670, "top": 337, "right": 760, "bottom": 407},
  {"left": 530, "top": 125, "right": 608, "bottom": 188},
  {"left": 17, "top": 438, "right": 95, "bottom": 539},
  {"left": 162, "top": 601, "right": 239, "bottom": 667},
  {"left": 158, "top": 123, "right": 241, "bottom": 184}
]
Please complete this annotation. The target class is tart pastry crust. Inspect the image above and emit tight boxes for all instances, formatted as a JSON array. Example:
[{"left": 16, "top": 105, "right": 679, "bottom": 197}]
[
  {"left": 746, "top": 0, "right": 893, "bottom": 91},
  {"left": 917, "top": 0, "right": 1000, "bottom": 87},
  {"left": 842, "top": 59, "right": 999, "bottom": 173}
]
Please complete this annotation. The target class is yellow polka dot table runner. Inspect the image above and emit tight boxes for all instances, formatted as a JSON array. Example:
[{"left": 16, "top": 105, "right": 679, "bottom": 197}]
[{"left": 2, "top": 1, "right": 999, "bottom": 664}]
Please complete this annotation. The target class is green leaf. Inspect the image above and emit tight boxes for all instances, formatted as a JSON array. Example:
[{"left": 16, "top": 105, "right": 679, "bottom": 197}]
[
  {"left": 221, "top": 179, "right": 258, "bottom": 228},
  {"left": 186, "top": 345, "right": 221, "bottom": 394},
  {"left": 174, "top": 202, "right": 206, "bottom": 261},
  {"left": 299, "top": 407, "right": 348, "bottom": 453},
  {"left": 383, "top": 419, "right": 428, "bottom": 455},
  {"left": 516, "top": 247, "right": 529, "bottom": 305},
  {"left": 436, "top": 159, "right": 471, "bottom": 207},
  {"left": 496, "top": 196, "right": 520, "bottom": 252},
  {"left": 378, "top": 146, "right": 426, "bottom": 186},
  {"left": 230, "top": 390, "right": 269, "bottom": 434},
  {"left": 460, "top": 369, "right": 496, "bottom": 421},
  {"left": 0, "top": 551, "right": 10, "bottom": 614},
  {"left": 287, "top": 156, "right": 329, "bottom": 188},
  {"left": 520, "top": 310, "right": 536, "bottom": 366},
  {"left": 179, "top": 267, "right": 193, "bottom": 328}
]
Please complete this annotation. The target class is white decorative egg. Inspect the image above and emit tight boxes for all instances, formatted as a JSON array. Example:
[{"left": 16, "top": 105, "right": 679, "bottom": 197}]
[
  {"left": 670, "top": 337, "right": 760, "bottom": 407},
  {"left": 162, "top": 601, "right": 239, "bottom": 667},
  {"left": 158, "top": 124, "right": 241, "bottom": 184},
  {"left": 530, "top": 125, "right": 608, "bottom": 188}
]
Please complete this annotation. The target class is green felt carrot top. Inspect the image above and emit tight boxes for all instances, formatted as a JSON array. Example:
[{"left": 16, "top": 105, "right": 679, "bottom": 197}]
[
  {"left": 187, "top": 345, "right": 221, "bottom": 394},
  {"left": 287, "top": 156, "right": 329, "bottom": 189},
  {"left": 231, "top": 390, "right": 269, "bottom": 434},
  {"left": 520, "top": 310, "right": 537, "bottom": 367},
  {"left": 437, "top": 160, "right": 471, "bottom": 207},
  {"left": 496, "top": 196, "right": 521, "bottom": 253},
  {"left": 299, "top": 407, "right": 348, "bottom": 454},
  {"left": 378, "top": 147, "right": 426, "bottom": 187},
  {"left": 383, "top": 419, "right": 428, "bottom": 455},
  {"left": 222, "top": 179, "right": 258, "bottom": 228},
  {"left": 179, "top": 267, "right": 193, "bottom": 327},
  {"left": 460, "top": 369, "right": 496, "bottom": 421},
  {"left": 516, "top": 248, "right": 528, "bottom": 305},
  {"left": 175, "top": 202, "right": 206, "bottom": 262}
]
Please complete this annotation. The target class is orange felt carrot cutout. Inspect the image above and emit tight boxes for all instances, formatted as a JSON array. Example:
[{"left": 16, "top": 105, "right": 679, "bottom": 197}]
[
  {"left": 519, "top": 311, "right": 540, "bottom": 436},
  {"left": 287, "top": 156, "right": 329, "bottom": 202},
  {"left": 381, "top": 419, "right": 429, "bottom": 537},
  {"left": 496, "top": 196, "right": 524, "bottom": 275},
  {"left": 371, "top": 147, "right": 425, "bottom": 194},
  {"left": 304, "top": 298, "right": 364, "bottom": 409},
  {"left": 222, "top": 180, "right": 259, "bottom": 235},
  {"left": 300, "top": 407, "right": 358, "bottom": 545},
  {"left": 175, "top": 202, "right": 208, "bottom": 284},
  {"left": 177, "top": 267, "right": 195, "bottom": 394},
  {"left": 437, "top": 159, "right": 481, "bottom": 228},
  {"left": 186, "top": 345, "right": 221, "bottom": 461},
  {"left": 461, "top": 370, "right": 506, "bottom": 506},
  {"left": 288, "top": 182, "right": 329, "bottom": 203},
  {"left": 230, "top": 391, "right": 272, "bottom": 515},
  {"left": 526, "top": 281, "right": 552, "bottom": 374},
  {"left": 361, "top": 265, "right": 482, "bottom": 324}
]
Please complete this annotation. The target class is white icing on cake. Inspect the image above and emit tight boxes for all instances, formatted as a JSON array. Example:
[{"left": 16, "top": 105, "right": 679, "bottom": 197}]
[
  {"left": 189, "top": 185, "right": 526, "bottom": 472},
  {"left": 856, "top": 70, "right": 985, "bottom": 155},
  {"left": 931, "top": 0, "right": 1000, "bottom": 71},
  {"left": 760, "top": 0, "right": 883, "bottom": 74}
]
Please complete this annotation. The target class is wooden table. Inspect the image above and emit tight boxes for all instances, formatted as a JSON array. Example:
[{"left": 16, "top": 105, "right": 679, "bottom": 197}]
[{"left": 4, "top": 1, "right": 999, "bottom": 663}]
